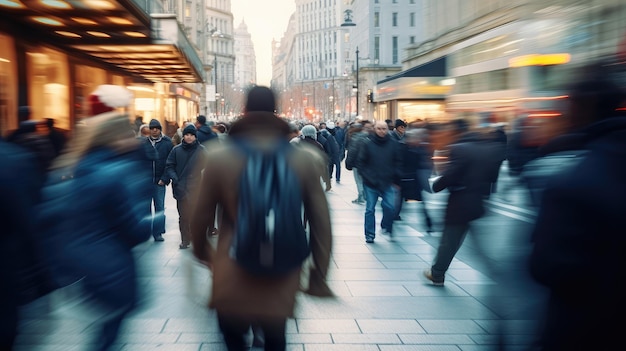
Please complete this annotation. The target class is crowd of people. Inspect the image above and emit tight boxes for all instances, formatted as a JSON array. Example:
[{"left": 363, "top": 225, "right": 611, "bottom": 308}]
[{"left": 1, "top": 59, "right": 625, "bottom": 351}]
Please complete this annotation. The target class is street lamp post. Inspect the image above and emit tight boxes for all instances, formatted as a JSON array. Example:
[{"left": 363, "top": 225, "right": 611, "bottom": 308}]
[
  {"left": 214, "top": 52, "right": 218, "bottom": 118},
  {"left": 355, "top": 46, "right": 359, "bottom": 118}
]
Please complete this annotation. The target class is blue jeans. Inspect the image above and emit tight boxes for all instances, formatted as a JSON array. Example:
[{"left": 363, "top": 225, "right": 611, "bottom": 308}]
[
  {"left": 150, "top": 184, "right": 166, "bottom": 237},
  {"left": 364, "top": 184, "right": 396, "bottom": 240}
]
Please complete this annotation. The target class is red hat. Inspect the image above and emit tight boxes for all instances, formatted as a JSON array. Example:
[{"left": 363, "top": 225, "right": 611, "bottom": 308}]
[{"left": 88, "top": 85, "right": 133, "bottom": 116}]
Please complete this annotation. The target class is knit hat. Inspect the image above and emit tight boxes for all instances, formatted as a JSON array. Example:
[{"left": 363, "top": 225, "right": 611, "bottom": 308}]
[
  {"left": 395, "top": 119, "right": 407, "bottom": 128},
  {"left": 301, "top": 125, "right": 317, "bottom": 138},
  {"left": 182, "top": 124, "right": 197, "bottom": 136},
  {"left": 148, "top": 119, "right": 162, "bottom": 130},
  {"left": 326, "top": 121, "right": 335, "bottom": 129},
  {"left": 88, "top": 85, "right": 133, "bottom": 116}
]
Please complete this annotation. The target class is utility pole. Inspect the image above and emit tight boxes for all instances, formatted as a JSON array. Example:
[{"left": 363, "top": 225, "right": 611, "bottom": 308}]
[{"left": 214, "top": 52, "right": 218, "bottom": 117}]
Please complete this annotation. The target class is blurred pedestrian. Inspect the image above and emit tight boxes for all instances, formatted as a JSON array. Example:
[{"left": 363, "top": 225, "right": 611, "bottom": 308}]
[
  {"left": 38, "top": 84, "right": 152, "bottom": 351},
  {"left": 423, "top": 119, "right": 495, "bottom": 286},
  {"left": 195, "top": 115, "right": 218, "bottom": 144},
  {"left": 137, "top": 123, "right": 150, "bottom": 138},
  {"left": 527, "top": 61, "right": 626, "bottom": 350},
  {"left": 356, "top": 121, "right": 402, "bottom": 243},
  {"left": 142, "top": 119, "right": 173, "bottom": 242},
  {"left": 45, "top": 118, "right": 67, "bottom": 157},
  {"left": 165, "top": 124, "right": 206, "bottom": 249},
  {"left": 300, "top": 124, "right": 331, "bottom": 192},
  {"left": 344, "top": 120, "right": 373, "bottom": 204},
  {"left": 189, "top": 86, "right": 333, "bottom": 351},
  {"left": 400, "top": 128, "right": 434, "bottom": 233},
  {"left": 0, "top": 139, "right": 46, "bottom": 350}
]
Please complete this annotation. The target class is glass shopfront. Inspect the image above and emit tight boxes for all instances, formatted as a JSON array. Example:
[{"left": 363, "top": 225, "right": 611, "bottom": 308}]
[
  {"left": 0, "top": 33, "right": 17, "bottom": 136},
  {"left": 26, "top": 46, "right": 70, "bottom": 130},
  {"left": 75, "top": 65, "right": 107, "bottom": 121}
]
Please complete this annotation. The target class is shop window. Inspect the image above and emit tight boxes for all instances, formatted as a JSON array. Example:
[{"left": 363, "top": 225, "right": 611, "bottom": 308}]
[
  {"left": 0, "top": 33, "right": 18, "bottom": 136},
  {"left": 26, "top": 46, "right": 70, "bottom": 130}
]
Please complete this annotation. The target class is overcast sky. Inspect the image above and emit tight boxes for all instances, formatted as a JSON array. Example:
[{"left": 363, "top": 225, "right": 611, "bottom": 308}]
[{"left": 231, "top": 0, "right": 295, "bottom": 86}]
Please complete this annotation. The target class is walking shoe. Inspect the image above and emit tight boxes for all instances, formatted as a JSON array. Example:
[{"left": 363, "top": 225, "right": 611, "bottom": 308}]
[
  {"left": 423, "top": 269, "right": 444, "bottom": 286},
  {"left": 153, "top": 234, "right": 164, "bottom": 242},
  {"left": 365, "top": 236, "right": 374, "bottom": 243},
  {"left": 380, "top": 229, "right": 394, "bottom": 241},
  {"left": 179, "top": 242, "right": 189, "bottom": 249},
  {"left": 394, "top": 215, "right": 402, "bottom": 221}
]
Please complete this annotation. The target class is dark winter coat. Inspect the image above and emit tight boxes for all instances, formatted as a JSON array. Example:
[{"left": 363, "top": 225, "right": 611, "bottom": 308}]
[
  {"left": 197, "top": 124, "right": 218, "bottom": 144},
  {"left": 356, "top": 133, "right": 402, "bottom": 191},
  {"left": 318, "top": 129, "right": 340, "bottom": 164},
  {"left": 432, "top": 133, "right": 495, "bottom": 224},
  {"left": 345, "top": 131, "right": 368, "bottom": 170},
  {"left": 143, "top": 134, "right": 173, "bottom": 184},
  {"left": 165, "top": 140, "right": 207, "bottom": 200},
  {"left": 528, "top": 117, "right": 626, "bottom": 350}
]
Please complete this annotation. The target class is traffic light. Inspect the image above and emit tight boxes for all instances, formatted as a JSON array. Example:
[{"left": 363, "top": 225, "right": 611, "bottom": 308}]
[{"left": 367, "top": 89, "right": 373, "bottom": 103}]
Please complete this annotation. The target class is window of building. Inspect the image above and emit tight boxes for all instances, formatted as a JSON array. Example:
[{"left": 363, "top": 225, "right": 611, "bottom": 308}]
[
  {"left": 410, "top": 36, "right": 415, "bottom": 44},
  {"left": 392, "top": 36, "right": 398, "bottom": 64},
  {"left": 374, "top": 36, "right": 380, "bottom": 61},
  {"left": 392, "top": 13, "right": 398, "bottom": 27},
  {"left": 374, "top": 12, "right": 380, "bottom": 27},
  {"left": 185, "top": 1, "right": 191, "bottom": 17},
  {"left": 410, "top": 0, "right": 415, "bottom": 3}
]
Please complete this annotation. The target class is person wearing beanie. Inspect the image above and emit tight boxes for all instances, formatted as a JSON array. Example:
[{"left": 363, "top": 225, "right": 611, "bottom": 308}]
[
  {"left": 189, "top": 85, "right": 333, "bottom": 350},
  {"left": 141, "top": 118, "right": 173, "bottom": 242},
  {"left": 165, "top": 122, "right": 206, "bottom": 249},
  {"left": 299, "top": 124, "right": 331, "bottom": 191},
  {"left": 194, "top": 115, "right": 217, "bottom": 144},
  {"left": 391, "top": 119, "right": 407, "bottom": 141}
]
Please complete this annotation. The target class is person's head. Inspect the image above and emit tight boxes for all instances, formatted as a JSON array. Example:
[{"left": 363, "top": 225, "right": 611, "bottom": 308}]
[
  {"left": 245, "top": 86, "right": 276, "bottom": 113},
  {"left": 88, "top": 85, "right": 133, "bottom": 116},
  {"left": 18, "top": 106, "right": 31, "bottom": 120},
  {"left": 148, "top": 119, "right": 162, "bottom": 138},
  {"left": 195, "top": 115, "right": 207, "bottom": 129},
  {"left": 394, "top": 119, "right": 407, "bottom": 135},
  {"left": 405, "top": 128, "right": 428, "bottom": 147},
  {"left": 138, "top": 124, "right": 150, "bottom": 137},
  {"left": 182, "top": 124, "right": 197, "bottom": 144},
  {"left": 385, "top": 119, "right": 394, "bottom": 131},
  {"left": 373, "top": 121, "right": 389, "bottom": 138},
  {"left": 361, "top": 120, "right": 373, "bottom": 133},
  {"left": 287, "top": 121, "right": 300, "bottom": 140},
  {"left": 564, "top": 61, "right": 625, "bottom": 131},
  {"left": 300, "top": 124, "right": 317, "bottom": 139}
]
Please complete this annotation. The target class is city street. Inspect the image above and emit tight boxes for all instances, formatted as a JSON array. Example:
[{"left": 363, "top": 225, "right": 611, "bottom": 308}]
[{"left": 15, "top": 162, "right": 548, "bottom": 351}]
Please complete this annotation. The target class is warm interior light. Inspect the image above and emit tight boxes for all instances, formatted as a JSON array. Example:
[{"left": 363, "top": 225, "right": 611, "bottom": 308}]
[
  {"left": 108, "top": 17, "right": 133, "bottom": 25},
  {"left": 40, "top": 0, "right": 70, "bottom": 9},
  {"left": 55, "top": 31, "right": 81, "bottom": 38},
  {"left": 84, "top": 0, "right": 115, "bottom": 10},
  {"left": 71, "top": 17, "right": 97, "bottom": 25},
  {"left": 124, "top": 31, "right": 146, "bottom": 38},
  {"left": 509, "top": 53, "right": 571, "bottom": 67},
  {"left": 0, "top": 58, "right": 10, "bottom": 63},
  {"left": 32, "top": 17, "right": 63, "bottom": 26},
  {"left": 87, "top": 31, "right": 111, "bottom": 38},
  {"left": 0, "top": 0, "right": 25, "bottom": 8}
]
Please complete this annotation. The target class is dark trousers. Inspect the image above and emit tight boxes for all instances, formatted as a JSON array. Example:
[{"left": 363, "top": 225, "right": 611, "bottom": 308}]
[
  {"left": 431, "top": 223, "right": 470, "bottom": 278},
  {"left": 328, "top": 160, "right": 341, "bottom": 181},
  {"left": 217, "top": 313, "right": 286, "bottom": 351},
  {"left": 150, "top": 184, "right": 167, "bottom": 237},
  {"left": 176, "top": 198, "right": 191, "bottom": 245}
]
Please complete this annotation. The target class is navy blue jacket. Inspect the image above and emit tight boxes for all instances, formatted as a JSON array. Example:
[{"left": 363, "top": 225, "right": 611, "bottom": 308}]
[{"left": 142, "top": 134, "right": 173, "bottom": 184}]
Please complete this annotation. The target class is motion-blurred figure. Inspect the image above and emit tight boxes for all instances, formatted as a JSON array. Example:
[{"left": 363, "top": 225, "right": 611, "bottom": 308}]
[
  {"left": 527, "top": 62, "right": 626, "bottom": 351},
  {"left": 38, "top": 84, "right": 152, "bottom": 351},
  {"left": 423, "top": 120, "right": 496, "bottom": 286},
  {"left": 0, "top": 140, "right": 43, "bottom": 350},
  {"left": 190, "top": 86, "right": 333, "bottom": 351}
]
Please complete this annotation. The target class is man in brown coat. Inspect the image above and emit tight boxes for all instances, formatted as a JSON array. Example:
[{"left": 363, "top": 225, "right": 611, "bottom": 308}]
[{"left": 189, "top": 86, "right": 333, "bottom": 351}]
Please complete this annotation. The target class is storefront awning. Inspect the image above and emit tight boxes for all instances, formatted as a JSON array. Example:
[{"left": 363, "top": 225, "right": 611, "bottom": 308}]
[
  {"left": 0, "top": 0, "right": 204, "bottom": 83},
  {"left": 375, "top": 56, "right": 451, "bottom": 102}
]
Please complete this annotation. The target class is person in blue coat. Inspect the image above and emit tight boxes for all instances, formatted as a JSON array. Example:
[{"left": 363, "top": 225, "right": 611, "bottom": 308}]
[{"left": 39, "top": 85, "right": 152, "bottom": 351}]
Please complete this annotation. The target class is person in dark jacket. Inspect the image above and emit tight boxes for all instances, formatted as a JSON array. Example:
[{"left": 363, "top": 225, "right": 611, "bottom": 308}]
[
  {"left": 356, "top": 121, "right": 402, "bottom": 243},
  {"left": 345, "top": 120, "right": 373, "bottom": 204},
  {"left": 143, "top": 119, "right": 173, "bottom": 241},
  {"left": 195, "top": 115, "right": 218, "bottom": 144},
  {"left": 318, "top": 128, "right": 341, "bottom": 183},
  {"left": 165, "top": 124, "right": 207, "bottom": 249},
  {"left": 527, "top": 61, "right": 626, "bottom": 351},
  {"left": 423, "top": 119, "right": 495, "bottom": 286},
  {"left": 0, "top": 140, "right": 42, "bottom": 350}
]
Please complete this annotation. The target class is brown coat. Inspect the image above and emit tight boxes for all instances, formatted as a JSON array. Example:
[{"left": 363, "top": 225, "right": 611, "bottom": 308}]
[{"left": 190, "top": 112, "right": 333, "bottom": 319}]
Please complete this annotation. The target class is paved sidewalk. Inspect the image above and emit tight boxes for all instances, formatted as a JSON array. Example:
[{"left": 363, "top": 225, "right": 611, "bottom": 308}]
[{"left": 15, "top": 164, "right": 545, "bottom": 351}]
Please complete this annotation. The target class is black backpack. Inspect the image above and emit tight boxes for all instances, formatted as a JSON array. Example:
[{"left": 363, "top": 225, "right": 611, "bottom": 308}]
[{"left": 230, "top": 137, "right": 310, "bottom": 276}]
